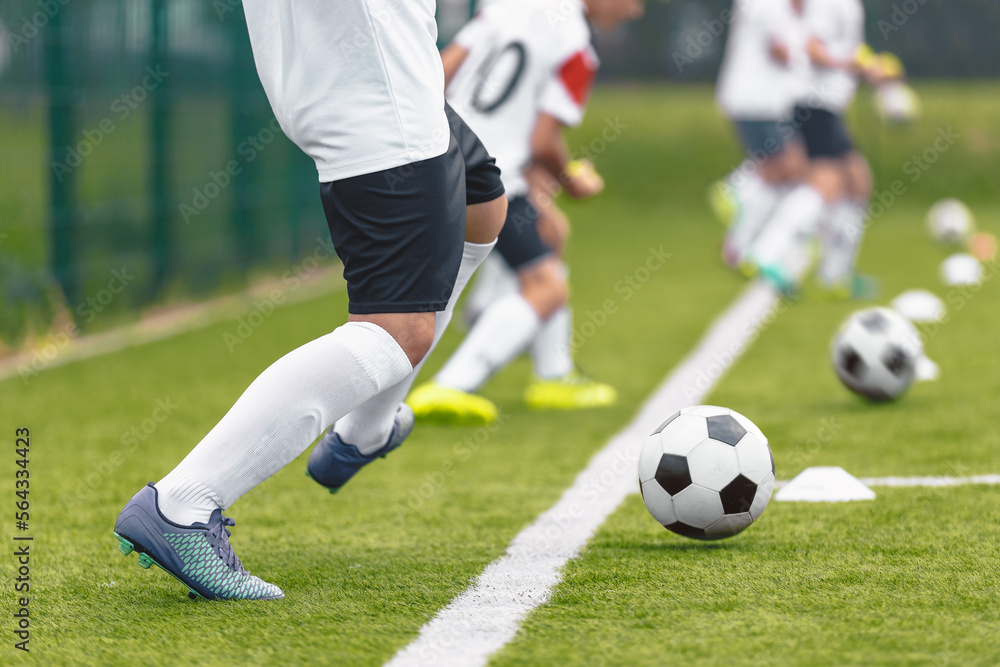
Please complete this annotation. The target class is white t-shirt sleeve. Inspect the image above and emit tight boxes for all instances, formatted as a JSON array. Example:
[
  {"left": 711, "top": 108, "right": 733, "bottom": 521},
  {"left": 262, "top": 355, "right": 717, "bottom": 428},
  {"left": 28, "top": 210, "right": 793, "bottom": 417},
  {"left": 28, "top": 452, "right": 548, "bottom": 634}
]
[{"left": 538, "top": 47, "right": 598, "bottom": 127}]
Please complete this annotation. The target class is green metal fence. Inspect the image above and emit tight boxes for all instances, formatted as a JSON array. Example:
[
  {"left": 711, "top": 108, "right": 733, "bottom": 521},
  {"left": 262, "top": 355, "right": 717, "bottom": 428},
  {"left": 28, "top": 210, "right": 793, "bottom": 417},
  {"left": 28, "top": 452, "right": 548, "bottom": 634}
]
[
  {"left": 2, "top": 0, "right": 997, "bottom": 347},
  {"left": 1, "top": 0, "right": 319, "bottom": 346}
]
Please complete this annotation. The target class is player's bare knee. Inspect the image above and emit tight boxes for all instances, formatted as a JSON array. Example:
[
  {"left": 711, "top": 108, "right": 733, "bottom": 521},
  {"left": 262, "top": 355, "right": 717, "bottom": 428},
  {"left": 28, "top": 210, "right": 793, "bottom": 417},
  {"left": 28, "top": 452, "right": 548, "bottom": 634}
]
[
  {"left": 808, "top": 162, "right": 844, "bottom": 203},
  {"left": 519, "top": 258, "right": 567, "bottom": 319},
  {"left": 350, "top": 312, "right": 435, "bottom": 367},
  {"left": 466, "top": 195, "right": 507, "bottom": 244}
]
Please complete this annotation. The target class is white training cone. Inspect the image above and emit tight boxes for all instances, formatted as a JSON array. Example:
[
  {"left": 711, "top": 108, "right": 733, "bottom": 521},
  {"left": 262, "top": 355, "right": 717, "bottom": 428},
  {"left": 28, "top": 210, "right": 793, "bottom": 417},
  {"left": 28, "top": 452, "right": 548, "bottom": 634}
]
[
  {"left": 915, "top": 355, "right": 940, "bottom": 382},
  {"left": 775, "top": 466, "right": 876, "bottom": 502},
  {"left": 891, "top": 289, "right": 945, "bottom": 323},
  {"left": 940, "top": 254, "right": 982, "bottom": 286}
]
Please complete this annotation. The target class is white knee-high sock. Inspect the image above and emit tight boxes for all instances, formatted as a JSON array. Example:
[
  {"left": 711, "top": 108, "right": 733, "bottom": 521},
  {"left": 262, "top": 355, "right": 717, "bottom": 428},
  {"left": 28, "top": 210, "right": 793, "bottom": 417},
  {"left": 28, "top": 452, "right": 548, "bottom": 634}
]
[
  {"left": 531, "top": 306, "right": 573, "bottom": 379},
  {"left": 435, "top": 292, "right": 541, "bottom": 393},
  {"left": 334, "top": 241, "right": 496, "bottom": 453},
  {"left": 819, "top": 200, "right": 867, "bottom": 287},
  {"left": 462, "top": 252, "right": 519, "bottom": 328},
  {"left": 751, "top": 184, "right": 827, "bottom": 281},
  {"left": 156, "top": 321, "right": 412, "bottom": 524},
  {"left": 725, "top": 173, "right": 784, "bottom": 263}
]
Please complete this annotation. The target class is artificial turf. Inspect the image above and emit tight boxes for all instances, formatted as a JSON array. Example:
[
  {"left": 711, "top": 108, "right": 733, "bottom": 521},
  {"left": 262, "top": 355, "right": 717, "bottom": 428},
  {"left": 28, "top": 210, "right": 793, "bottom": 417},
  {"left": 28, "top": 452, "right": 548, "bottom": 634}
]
[{"left": 2, "top": 82, "right": 998, "bottom": 665}]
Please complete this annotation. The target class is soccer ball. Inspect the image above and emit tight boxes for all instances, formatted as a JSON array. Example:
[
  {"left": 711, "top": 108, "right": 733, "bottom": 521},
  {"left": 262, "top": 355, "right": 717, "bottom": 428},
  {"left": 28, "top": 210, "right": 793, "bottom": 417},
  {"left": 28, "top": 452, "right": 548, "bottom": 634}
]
[
  {"left": 831, "top": 307, "right": 923, "bottom": 402},
  {"left": 926, "top": 199, "right": 975, "bottom": 245},
  {"left": 874, "top": 81, "right": 921, "bottom": 123},
  {"left": 638, "top": 406, "right": 775, "bottom": 540}
]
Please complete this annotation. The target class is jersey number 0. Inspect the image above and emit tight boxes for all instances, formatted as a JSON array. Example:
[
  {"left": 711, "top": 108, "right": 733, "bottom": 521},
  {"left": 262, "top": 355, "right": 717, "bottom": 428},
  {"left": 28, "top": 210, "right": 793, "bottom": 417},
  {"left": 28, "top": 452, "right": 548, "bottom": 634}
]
[{"left": 471, "top": 41, "right": 527, "bottom": 114}]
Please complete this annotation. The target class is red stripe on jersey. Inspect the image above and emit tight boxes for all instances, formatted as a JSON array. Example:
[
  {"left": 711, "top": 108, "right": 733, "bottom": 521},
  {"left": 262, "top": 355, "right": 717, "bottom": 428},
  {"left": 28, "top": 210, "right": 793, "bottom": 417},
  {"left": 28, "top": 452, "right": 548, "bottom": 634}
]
[{"left": 558, "top": 50, "right": 597, "bottom": 106}]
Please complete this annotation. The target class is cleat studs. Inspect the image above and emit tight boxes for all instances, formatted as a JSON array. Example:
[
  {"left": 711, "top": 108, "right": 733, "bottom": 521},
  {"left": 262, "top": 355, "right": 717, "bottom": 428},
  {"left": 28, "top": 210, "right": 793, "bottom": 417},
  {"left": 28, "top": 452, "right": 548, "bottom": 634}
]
[
  {"left": 137, "top": 553, "right": 154, "bottom": 569},
  {"left": 188, "top": 591, "right": 198, "bottom": 600},
  {"left": 117, "top": 538, "right": 134, "bottom": 556}
]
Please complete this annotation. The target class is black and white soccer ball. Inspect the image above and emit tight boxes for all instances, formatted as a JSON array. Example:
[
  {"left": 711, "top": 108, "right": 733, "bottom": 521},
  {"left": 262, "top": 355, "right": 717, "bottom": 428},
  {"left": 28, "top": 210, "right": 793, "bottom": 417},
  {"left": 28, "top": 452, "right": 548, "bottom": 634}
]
[
  {"left": 638, "top": 406, "right": 775, "bottom": 541},
  {"left": 926, "top": 198, "right": 975, "bottom": 245},
  {"left": 831, "top": 307, "right": 923, "bottom": 402}
]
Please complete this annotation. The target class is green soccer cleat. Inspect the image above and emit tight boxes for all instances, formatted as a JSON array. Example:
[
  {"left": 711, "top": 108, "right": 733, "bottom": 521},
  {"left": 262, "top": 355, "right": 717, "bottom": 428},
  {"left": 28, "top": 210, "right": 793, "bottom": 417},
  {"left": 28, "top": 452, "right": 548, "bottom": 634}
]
[
  {"left": 114, "top": 484, "right": 284, "bottom": 601},
  {"left": 407, "top": 381, "right": 499, "bottom": 425},
  {"left": 523, "top": 371, "right": 618, "bottom": 410}
]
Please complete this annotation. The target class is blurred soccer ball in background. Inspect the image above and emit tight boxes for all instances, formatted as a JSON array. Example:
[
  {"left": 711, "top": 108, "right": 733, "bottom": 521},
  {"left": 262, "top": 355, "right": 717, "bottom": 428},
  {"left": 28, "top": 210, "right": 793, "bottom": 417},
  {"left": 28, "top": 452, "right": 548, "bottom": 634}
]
[
  {"left": 831, "top": 307, "right": 923, "bottom": 402},
  {"left": 926, "top": 198, "right": 976, "bottom": 245}
]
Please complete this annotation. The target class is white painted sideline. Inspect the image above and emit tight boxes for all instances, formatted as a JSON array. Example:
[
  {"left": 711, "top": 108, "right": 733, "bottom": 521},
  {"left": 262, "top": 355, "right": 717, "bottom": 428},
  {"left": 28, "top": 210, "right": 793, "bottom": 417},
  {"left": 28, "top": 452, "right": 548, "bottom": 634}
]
[
  {"left": 387, "top": 281, "right": 780, "bottom": 667},
  {"left": 0, "top": 267, "right": 344, "bottom": 384},
  {"left": 772, "top": 474, "right": 1000, "bottom": 489},
  {"left": 861, "top": 474, "right": 1000, "bottom": 488}
]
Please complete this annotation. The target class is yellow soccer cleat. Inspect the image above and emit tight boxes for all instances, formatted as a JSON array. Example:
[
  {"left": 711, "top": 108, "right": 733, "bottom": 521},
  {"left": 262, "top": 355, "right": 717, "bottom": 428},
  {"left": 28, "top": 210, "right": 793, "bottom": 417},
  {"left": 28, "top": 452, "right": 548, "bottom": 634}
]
[
  {"left": 708, "top": 180, "right": 739, "bottom": 229},
  {"left": 407, "top": 381, "right": 499, "bottom": 425},
  {"left": 523, "top": 371, "right": 618, "bottom": 411}
]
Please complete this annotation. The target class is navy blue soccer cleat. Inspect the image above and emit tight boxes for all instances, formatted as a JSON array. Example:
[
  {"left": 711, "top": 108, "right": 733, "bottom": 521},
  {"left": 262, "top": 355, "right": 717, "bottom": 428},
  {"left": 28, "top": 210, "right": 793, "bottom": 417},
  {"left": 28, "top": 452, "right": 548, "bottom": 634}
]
[
  {"left": 307, "top": 404, "right": 414, "bottom": 493},
  {"left": 114, "top": 484, "right": 284, "bottom": 601}
]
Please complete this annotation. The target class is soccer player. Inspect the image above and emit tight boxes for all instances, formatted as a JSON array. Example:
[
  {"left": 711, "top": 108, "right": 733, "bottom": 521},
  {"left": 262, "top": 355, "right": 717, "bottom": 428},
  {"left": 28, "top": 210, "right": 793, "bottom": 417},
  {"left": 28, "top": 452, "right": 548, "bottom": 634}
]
[
  {"left": 114, "top": 0, "right": 508, "bottom": 600},
  {"left": 749, "top": 0, "right": 883, "bottom": 296},
  {"left": 407, "top": 0, "right": 644, "bottom": 425},
  {"left": 714, "top": 0, "right": 811, "bottom": 275}
]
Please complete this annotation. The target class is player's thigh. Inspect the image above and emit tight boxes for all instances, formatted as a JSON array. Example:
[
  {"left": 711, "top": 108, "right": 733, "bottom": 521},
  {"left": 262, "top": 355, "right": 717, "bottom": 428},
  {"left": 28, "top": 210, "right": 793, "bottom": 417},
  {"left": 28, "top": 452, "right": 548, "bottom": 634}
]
[{"left": 842, "top": 151, "right": 873, "bottom": 200}]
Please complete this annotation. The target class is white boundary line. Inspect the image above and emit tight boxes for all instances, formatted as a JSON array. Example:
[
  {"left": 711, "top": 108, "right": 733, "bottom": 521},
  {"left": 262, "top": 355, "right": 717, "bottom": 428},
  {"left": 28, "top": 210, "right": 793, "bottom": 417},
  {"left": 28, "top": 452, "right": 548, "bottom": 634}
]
[
  {"left": 0, "top": 267, "right": 344, "bottom": 384},
  {"left": 387, "top": 281, "right": 780, "bottom": 667},
  {"left": 861, "top": 475, "right": 1000, "bottom": 488}
]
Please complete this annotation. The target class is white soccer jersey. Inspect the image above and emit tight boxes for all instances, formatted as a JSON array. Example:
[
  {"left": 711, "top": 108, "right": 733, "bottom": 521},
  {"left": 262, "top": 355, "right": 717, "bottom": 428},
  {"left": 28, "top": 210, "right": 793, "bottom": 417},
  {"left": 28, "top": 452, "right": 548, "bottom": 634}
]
[
  {"left": 803, "top": 0, "right": 864, "bottom": 113},
  {"left": 716, "top": 0, "right": 811, "bottom": 120},
  {"left": 446, "top": 0, "right": 598, "bottom": 197},
  {"left": 242, "top": 0, "right": 450, "bottom": 182}
]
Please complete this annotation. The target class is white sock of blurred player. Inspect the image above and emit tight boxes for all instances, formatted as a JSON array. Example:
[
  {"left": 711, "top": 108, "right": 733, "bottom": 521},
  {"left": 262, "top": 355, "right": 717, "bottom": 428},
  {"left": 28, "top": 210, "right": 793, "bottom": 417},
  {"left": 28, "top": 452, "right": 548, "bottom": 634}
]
[
  {"left": 723, "top": 168, "right": 786, "bottom": 266},
  {"left": 435, "top": 292, "right": 541, "bottom": 392},
  {"left": 334, "top": 240, "right": 496, "bottom": 452},
  {"left": 750, "top": 184, "right": 827, "bottom": 285},
  {"left": 818, "top": 199, "right": 866, "bottom": 287},
  {"left": 463, "top": 252, "right": 519, "bottom": 328},
  {"left": 531, "top": 306, "right": 574, "bottom": 379}
]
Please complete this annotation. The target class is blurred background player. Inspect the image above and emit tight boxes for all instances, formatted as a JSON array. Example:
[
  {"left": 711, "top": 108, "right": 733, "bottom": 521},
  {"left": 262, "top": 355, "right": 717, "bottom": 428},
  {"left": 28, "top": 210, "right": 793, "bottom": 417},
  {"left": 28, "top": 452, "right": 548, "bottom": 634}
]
[
  {"left": 713, "top": 0, "right": 811, "bottom": 276},
  {"left": 115, "top": 0, "right": 508, "bottom": 599},
  {"left": 408, "top": 0, "right": 644, "bottom": 425},
  {"left": 748, "top": 0, "right": 889, "bottom": 297}
]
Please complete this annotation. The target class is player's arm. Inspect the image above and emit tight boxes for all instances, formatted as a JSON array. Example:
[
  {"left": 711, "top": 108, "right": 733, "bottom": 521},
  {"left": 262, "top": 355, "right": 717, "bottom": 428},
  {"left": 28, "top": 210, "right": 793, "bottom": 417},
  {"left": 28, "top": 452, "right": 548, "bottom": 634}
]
[
  {"left": 529, "top": 112, "right": 603, "bottom": 199},
  {"left": 441, "top": 43, "right": 469, "bottom": 88},
  {"left": 806, "top": 36, "right": 864, "bottom": 75}
]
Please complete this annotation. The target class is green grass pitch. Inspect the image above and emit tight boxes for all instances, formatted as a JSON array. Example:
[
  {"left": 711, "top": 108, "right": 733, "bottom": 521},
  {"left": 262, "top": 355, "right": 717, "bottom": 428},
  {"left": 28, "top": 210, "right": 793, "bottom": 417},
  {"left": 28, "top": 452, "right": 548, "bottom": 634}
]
[{"left": 2, "top": 83, "right": 999, "bottom": 665}]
